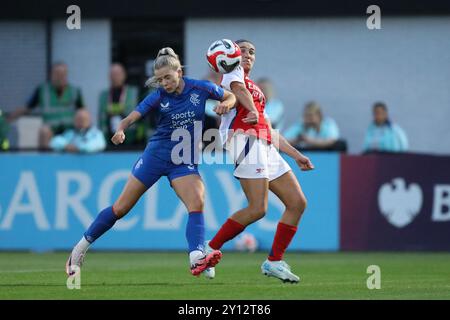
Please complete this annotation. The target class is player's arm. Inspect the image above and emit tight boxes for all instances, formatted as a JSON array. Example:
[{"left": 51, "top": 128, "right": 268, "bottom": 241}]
[
  {"left": 111, "top": 111, "right": 142, "bottom": 145},
  {"left": 229, "top": 81, "right": 259, "bottom": 124},
  {"left": 213, "top": 89, "right": 236, "bottom": 115},
  {"left": 112, "top": 90, "right": 159, "bottom": 145},
  {"left": 267, "top": 117, "right": 314, "bottom": 171}
]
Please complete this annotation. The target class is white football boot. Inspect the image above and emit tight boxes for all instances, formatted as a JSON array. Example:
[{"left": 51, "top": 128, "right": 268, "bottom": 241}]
[
  {"left": 65, "top": 237, "right": 90, "bottom": 276},
  {"left": 65, "top": 248, "right": 86, "bottom": 276},
  {"left": 261, "top": 259, "right": 300, "bottom": 283},
  {"left": 190, "top": 247, "right": 222, "bottom": 277},
  {"left": 203, "top": 241, "right": 216, "bottom": 279}
]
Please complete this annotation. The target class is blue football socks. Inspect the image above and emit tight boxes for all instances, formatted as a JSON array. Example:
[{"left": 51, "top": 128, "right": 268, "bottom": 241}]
[
  {"left": 84, "top": 206, "right": 119, "bottom": 243},
  {"left": 186, "top": 211, "right": 205, "bottom": 253}
]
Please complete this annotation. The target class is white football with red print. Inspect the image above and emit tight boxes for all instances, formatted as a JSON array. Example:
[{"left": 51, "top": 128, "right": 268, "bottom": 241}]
[
  {"left": 206, "top": 39, "right": 242, "bottom": 74},
  {"left": 234, "top": 232, "right": 258, "bottom": 253}
]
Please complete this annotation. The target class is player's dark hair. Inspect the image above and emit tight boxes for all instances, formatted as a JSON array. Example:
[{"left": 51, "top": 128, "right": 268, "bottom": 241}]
[{"left": 235, "top": 39, "right": 254, "bottom": 46}]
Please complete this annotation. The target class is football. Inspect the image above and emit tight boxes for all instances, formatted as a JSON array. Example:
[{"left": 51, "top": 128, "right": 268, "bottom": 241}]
[
  {"left": 206, "top": 39, "right": 242, "bottom": 74},
  {"left": 234, "top": 232, "right": 258, "bottom": 253}
]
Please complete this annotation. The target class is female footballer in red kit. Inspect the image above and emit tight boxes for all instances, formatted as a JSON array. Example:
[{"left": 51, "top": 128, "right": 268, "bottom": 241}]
[{"left": 206, "top": 39, "right": 314, "bottom": 283}]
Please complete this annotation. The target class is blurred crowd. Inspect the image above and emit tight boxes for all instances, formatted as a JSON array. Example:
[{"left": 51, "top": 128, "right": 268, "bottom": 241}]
[
  {"left": 0, "top": 62, "right": 409, "bottom": 154},
  {"left": 203, "top": 71, "right": 408, "bottom": 154}
]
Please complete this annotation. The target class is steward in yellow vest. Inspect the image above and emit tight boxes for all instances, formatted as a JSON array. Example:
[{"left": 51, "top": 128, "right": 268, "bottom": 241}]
[{"left": 98, "top": 63, "right": 146, "bottom": 147}]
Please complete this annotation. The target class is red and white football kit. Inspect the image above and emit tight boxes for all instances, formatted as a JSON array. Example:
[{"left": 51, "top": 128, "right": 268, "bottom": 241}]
[{"left": 219, "top": 66, "right": 291, "bottom": 180}]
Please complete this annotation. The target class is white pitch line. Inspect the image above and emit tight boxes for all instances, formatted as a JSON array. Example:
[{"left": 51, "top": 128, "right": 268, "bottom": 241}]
[{"left": 0, "top": 268, "right": 62, "bottom": 273}]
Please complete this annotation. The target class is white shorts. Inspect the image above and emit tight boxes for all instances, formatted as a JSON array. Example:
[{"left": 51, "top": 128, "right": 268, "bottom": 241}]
[{"left": 225, "top": 133, "right": 291, "bottom": 181}]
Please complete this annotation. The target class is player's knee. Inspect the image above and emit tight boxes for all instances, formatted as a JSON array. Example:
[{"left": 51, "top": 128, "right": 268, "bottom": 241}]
[
  {"left": 248, "top": 203, "right": 267, "bottom": 221},
  {"left": 189, "top": 197, "right": 204, "bottom": 212},
  {"left": 112, "top": 203, "right": 131, "bottom": 218},
  {"left": 288, "top": 194, "right": 307, "bottom": 216}
]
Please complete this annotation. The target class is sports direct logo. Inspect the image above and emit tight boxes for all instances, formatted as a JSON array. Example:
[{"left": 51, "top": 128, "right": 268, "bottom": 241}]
[
  {"left": 378, "top": 178, "right": 423, "bottom": 228},
  {"left": 170, "top": 111, "right": 196, "bottom": 130}
]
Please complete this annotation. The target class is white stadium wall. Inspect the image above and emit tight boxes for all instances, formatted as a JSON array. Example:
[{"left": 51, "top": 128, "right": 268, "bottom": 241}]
[
  {"left": 185, "top": 17, "right": 450, "bottom": 155},
  {"left": 0, "top": 22, "right": 47, "bottom": 111}
]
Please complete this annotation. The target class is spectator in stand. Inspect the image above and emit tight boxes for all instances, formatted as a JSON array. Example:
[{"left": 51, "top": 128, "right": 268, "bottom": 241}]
[
  {"left": 203, "top": 70, "right": 222, "bottom": 131},
  {"left": 257, "top": 77, "right": 285, "bottom": 130},
  {"left": 98, "top": 63, "right": 143, "bottom": 148},
  {"left": 363, "top": 102, "right": 408, "bottom": 153},
  {"left": 201, "top": 70, "right": 222, "bottom": 149},
  {"left": 0, "top": 109, "right": 10, "bottom": 151},
  {"left": 7, "top": 62, "right": 85, "bottom": 149},
  {"left": 50, "top": 109, "right": 106, "bottom": 153},
  {"left": 284, "top": 101, "right": 345, "bottom": 151}
]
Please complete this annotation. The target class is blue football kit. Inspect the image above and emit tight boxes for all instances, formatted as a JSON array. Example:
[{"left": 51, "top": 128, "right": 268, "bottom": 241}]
[{"left": 132, "top": 77, "right": 224, "bottom": 188}]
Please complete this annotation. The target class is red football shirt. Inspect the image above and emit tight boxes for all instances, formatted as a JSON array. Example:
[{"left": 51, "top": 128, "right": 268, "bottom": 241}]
[{"left": 220, "top": 66, "right": 271, "bottom": 144}]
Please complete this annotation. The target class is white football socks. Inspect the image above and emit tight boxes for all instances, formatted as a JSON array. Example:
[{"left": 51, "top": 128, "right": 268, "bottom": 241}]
[{"left": 74, "top": 236, "right": 91, "bottom": 254}]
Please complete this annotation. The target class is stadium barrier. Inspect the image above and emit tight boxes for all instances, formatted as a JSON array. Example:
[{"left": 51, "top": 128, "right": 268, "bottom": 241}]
[
  {"left": 340, "top": 153, "right": 450, "bottom": 251},
  {"left": 0, "top": 152, "right": 339, "bottom": 251}
]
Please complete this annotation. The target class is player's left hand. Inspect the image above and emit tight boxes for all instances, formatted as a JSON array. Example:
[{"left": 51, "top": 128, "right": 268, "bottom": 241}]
[
  {"left": 295, "top": 154, "right": 314, "bottom": 171},
  {"left": 213, "top": 103, "right": 231, "bottom": 115},
  {"left": 111, "top": 130, "right": 126, "bottom": 145}
]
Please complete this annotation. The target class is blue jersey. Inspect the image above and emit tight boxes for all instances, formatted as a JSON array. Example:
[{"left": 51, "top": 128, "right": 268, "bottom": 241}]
[{"left": 135, "top": 77, "right": 224, "bottom": 163}]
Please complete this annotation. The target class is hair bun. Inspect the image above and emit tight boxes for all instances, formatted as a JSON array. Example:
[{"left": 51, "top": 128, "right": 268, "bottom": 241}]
[{"left": 157, "top": 47, "right": 178, "bottom": 59}]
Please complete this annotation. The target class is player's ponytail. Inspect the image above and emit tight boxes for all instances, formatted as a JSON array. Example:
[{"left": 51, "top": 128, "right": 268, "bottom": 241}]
[
  {"left": 145, "top": 47, "right": 182, "bottom": 87},
  {"left": 156, "top": 47, "right": 179, "bottom": 61}
]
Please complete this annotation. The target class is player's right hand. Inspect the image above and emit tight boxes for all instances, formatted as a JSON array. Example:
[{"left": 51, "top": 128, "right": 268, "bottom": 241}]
[
  {"left": 242, "top": 110, "right": 259, "bottom": 124},
  {"left": 295, "top": 154, "right": 314, "bottom": 171},
  {"left": 213, "top": 103, "right": 231, "bottom": 115},
  {"left": 111, "top": 130, "right": 125, "bottom": 145}
]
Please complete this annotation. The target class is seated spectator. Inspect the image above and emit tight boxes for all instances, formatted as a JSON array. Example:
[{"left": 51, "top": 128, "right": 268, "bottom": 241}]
[
  {"left": 363, "top": 102, "right": 408, "bottom": 153},
  {"left": 98, "top": 63, "right": 142, "bottom": 147},
  {"left": 284, "top": 101, "right": 344, "bottom": 151},
  {"left": 203, "top": 70, "right": 222, "bottom": 131},
  {"left": 201, "top": 70, "right": 222, "bottom": 149},
  {"left": 257, "top": 78, "right": 285, "bottom": 130},
  {"left": 7, "top": 62, "right": 85, "bottom": 149},
  {"left": 50, "top": 109, "right": 106, "bottom": 153},
  {"left": 0, "top": 109, "right": 10, "bottom": 151}
]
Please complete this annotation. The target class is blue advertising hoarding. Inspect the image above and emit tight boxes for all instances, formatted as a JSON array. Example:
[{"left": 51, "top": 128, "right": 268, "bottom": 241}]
[{"left": 0, "top": 152, "right": 339, "bottom": 251}]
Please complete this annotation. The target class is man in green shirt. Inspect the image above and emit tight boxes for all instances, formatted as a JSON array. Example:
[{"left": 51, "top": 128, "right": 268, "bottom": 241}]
[{"left": 8, "top": 62, "right": 85, "bottom": 149}]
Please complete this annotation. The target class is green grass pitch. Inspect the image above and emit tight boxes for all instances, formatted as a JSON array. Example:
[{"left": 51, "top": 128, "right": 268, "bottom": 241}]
[{"left": 0, "top": 252, "right": 449, "bottom": 300}]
